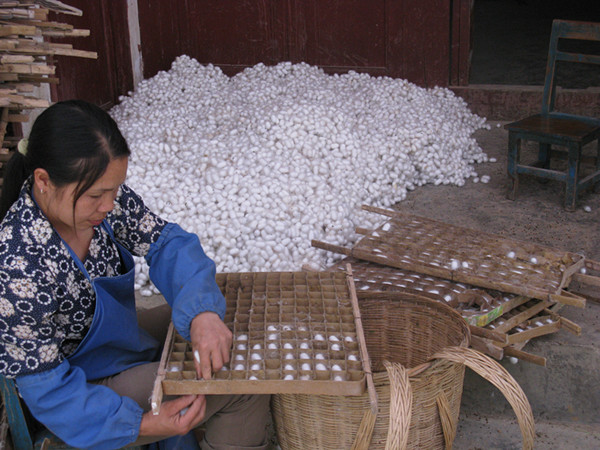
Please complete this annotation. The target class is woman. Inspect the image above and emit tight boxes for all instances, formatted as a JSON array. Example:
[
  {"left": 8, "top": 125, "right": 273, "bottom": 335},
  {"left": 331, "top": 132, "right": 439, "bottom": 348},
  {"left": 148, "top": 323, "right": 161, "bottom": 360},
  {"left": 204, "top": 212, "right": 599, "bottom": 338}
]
[{"left": 0, "top": 100, "right": 270, "bottom": 449}]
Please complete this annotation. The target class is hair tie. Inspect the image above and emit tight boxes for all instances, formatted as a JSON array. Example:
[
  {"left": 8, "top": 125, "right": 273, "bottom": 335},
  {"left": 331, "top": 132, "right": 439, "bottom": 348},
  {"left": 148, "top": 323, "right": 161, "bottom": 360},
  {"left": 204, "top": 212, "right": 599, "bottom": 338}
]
[{"left": 17, "top": 138, "right": 28, "bottom": 157}]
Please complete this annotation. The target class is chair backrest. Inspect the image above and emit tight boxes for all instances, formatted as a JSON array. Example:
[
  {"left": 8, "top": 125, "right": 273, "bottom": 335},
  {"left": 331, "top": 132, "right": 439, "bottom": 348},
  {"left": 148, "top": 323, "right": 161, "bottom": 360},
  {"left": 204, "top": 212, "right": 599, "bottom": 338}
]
[
  {"left": 542, "top": 19, "right": 600, "bottom": 114},
  {"left": 0, "top": 376, "right": 34, "bottom": 450}
]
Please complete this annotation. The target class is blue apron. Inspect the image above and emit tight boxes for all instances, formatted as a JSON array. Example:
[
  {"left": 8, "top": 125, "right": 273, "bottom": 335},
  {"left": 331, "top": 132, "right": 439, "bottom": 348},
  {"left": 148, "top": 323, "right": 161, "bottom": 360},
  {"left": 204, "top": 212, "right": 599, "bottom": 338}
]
[
  {"left": 65, "top": 220, "right": 160, "bottom": 380},
  {"left": 63, "top": 221, "right": 200, "bottom": 449}
]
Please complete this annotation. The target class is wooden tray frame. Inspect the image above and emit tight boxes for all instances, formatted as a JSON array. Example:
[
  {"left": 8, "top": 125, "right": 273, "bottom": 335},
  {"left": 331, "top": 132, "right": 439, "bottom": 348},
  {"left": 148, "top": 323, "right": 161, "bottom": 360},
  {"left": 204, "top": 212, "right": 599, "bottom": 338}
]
[{"left": 151, "top": 270, "right": 371, "bottom": 414}]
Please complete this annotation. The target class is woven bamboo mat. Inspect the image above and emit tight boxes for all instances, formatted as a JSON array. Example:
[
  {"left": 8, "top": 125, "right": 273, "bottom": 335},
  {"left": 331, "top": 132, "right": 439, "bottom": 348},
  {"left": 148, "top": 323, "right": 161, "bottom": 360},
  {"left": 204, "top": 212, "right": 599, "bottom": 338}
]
[
  {"left": 315, "top": 206, "right": 588, "bottom": 308},
  {"left": 154, "top": 271, "right": 367, "bottom": 402}
]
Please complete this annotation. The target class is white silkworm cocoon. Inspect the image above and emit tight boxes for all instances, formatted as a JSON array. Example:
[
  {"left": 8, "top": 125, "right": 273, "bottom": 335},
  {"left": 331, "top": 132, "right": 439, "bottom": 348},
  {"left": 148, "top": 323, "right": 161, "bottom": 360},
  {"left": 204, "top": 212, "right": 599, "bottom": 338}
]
[
  {"left": 530, "top": 257, "right": 538, "bottom": 264},
  {"left": 283, "top": 343, "right": 293, "bottom": 349},
  {"left": 251, "top": 353, "right": 262, "bottom": 360},
  {"left": 584, "top": 205, "right": 592, "bottom": 212},
  {"left": 331, "top": 364, "right": 342, "bottom": 371},
  {"left": 509, "top": 357, "right": 518, "bottom": 364},
  {"left": 268, "top": 334, "right": 277, "bottom": 340},
  {"left": 234, "top": 364, "right": 245, "bottom": 370},
  {"left": 580, "top": 267, "right": 587, "bottom": 274},
  {"left": 235, "top": 354, "right": 244, "bottom": 361},
  {"left": 507, "top": 251, "right": 516, "bottom": 259},
  {"left": 451, "top": 260, "right": 460, "bottom": 270},
  {"left": 316, "top": 363, "right": 327, "bottom": 371},
  {"left": 348, "top": 355, "right": 358, "bottom": 361},
  {"left": 331, "top": 344, "right": 341, "bottom": 351},
  {"left": 315, "top": 353, "right": 325, "bottom": 360},
  {"left": 268, "top": 343, "right": 278, "bottom": 349},
  {"left": 113, "top": 59, "right": 489, "bottom": 292},
  {"left": 314, "top": 334, "right": 324, "bottom": 341},
  {"left": 251, "top": 364, "right": 260, "bottom": 370},
  {"left": 334, "top": 375, "right": 344, "bottom": 381},
  {"left": 285, "top": 353, "right": 294, "bottom": 360},
  {"left": 267, "top": 325, "right": 277, "bottom": 331},
  {"left": 344, "top": 336, "right": 354, "bottom": 343},
  {"left": 301, "top": 363, "right": 311, "bottom": 371},
  {"left": 252, "top": 343, "right": 262, "bottom": 350},
  {"left": 284, "top": 364, "right": 294, "bottom": 371},
  {"left": 249, "top": 375, "right": 258, "bottom": 380},
  {"left": 236, "top": 344, "right": 246, "bottom": 351},
  {"left": 300, "top": 352, "right": 310, "bottom": 359},
  {"left": 328, "top": 335, "right": 339, "bottom": 342},
  {"left": 284, "top": 374, "right": 294, "bottom": 380},
  {"left": 300, "top": 342, "right": 310, "bottom": 349},
  {"left": 237, "top": 334, "right": 248, "bottom": 341}
]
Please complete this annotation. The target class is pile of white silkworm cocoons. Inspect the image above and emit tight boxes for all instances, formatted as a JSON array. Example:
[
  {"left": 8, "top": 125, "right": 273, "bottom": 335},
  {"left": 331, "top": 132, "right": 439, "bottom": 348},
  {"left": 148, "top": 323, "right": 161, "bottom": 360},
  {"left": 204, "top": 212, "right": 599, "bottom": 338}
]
[{"left": 110, "top": 56, "right": 490, "bottom": 295}]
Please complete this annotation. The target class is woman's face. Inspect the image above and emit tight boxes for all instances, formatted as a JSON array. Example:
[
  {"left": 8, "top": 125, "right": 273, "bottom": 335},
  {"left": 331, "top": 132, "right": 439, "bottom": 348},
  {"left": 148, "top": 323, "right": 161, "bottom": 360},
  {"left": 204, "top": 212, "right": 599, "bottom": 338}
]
[{"left": 42, "top": 157, "right": 128, "bottom": 234}]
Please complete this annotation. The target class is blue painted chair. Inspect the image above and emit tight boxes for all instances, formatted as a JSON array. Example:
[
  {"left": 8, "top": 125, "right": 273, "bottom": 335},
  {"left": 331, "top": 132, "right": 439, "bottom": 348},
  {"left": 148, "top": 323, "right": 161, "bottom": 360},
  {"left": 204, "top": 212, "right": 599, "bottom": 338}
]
[
  {"left": 504, "top": 19, "right": 600, "bottom": 211},
  {"left": 0, "top": 376, "right": 144, "bottom": 450}
]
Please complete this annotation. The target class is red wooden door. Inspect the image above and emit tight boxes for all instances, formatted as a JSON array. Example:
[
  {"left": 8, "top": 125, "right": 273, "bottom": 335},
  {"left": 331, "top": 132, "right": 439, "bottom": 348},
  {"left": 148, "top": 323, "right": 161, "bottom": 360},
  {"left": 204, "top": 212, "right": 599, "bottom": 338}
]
[
  {"left": 138, "top": 0, "right": 462, "bottom": 87},
  {"left": 49, "top": 0, "right": 133, "bottom": 108}
]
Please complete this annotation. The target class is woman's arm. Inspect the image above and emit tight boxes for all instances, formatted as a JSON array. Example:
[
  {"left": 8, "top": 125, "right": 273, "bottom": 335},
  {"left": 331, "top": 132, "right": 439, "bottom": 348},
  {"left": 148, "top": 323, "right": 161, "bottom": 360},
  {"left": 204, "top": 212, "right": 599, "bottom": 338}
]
[{"left": 16, "top": 361, "right": 143, "bottom": 449}]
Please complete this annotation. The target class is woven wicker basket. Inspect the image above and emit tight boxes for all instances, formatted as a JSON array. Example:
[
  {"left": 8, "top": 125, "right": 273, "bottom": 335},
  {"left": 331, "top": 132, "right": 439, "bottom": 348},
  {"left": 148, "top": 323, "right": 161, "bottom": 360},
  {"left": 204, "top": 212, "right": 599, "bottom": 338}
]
[{"left": 272, "top": 292, "right": 535, "bottom": 449}]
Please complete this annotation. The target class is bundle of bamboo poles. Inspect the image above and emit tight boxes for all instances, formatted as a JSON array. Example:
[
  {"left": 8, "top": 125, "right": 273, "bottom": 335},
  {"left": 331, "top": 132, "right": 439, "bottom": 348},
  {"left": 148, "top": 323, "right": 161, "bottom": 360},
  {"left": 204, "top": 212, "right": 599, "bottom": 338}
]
[{"left": 0, "top": 0, "right": 97, "bottom": 189}]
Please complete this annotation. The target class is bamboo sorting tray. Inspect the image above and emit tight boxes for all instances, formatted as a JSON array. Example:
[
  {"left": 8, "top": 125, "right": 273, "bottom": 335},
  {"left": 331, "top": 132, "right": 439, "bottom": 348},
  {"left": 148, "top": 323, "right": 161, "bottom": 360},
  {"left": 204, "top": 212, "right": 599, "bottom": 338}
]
[
  {"left": 154, "top": 271, "right": 368, "bottom": 406},
  {"left": 316, "top": 206, "right": 589, "bottom": 308}
]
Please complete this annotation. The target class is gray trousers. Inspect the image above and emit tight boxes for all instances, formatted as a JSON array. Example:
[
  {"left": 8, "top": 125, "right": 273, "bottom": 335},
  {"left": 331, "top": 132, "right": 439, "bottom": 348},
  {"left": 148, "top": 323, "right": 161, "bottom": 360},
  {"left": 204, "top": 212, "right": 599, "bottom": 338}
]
[{"left": 93, "top": 304, "right": 271, "bottom": 449}]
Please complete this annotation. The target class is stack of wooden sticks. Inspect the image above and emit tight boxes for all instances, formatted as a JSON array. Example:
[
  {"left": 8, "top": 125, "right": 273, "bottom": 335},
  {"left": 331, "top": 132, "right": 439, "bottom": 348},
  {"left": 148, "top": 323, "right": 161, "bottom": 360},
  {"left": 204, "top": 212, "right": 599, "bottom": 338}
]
[{"left": 0, "top": 0, "right": 96, "bottom": 188}]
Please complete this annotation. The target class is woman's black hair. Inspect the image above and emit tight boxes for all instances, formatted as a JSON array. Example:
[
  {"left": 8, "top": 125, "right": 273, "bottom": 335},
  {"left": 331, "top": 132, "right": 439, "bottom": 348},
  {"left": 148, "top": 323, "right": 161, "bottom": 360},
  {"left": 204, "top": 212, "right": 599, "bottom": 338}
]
[{"left": 0, "top": 100, "right": 130, "bottom": 221}]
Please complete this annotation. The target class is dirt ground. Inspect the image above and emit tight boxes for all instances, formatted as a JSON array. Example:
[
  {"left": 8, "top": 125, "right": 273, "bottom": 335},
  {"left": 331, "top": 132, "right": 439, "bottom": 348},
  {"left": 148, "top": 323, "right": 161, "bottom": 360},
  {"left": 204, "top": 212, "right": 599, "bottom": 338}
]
[{"left": 399, "top": 120, "right": 600, "bottom": 261}]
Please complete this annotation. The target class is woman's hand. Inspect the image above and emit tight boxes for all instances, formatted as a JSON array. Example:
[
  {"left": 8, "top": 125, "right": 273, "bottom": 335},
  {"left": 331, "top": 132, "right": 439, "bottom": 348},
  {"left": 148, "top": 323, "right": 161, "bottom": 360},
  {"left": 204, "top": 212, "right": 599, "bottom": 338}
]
[
  {"left": 190, "top": 312, "right": 232, "bottom": 379},
  {"left": 139, "top": 395, "right": 206, "bottom": 437}
]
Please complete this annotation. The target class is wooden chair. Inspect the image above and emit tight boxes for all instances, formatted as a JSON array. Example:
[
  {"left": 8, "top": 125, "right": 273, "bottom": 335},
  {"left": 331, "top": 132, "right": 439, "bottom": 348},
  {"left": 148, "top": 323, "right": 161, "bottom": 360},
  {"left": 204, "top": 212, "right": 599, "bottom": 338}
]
[
  {"left": 504, "top": 19, "right": 600, "bottom": 211},
  {"left": 0, "top": 376, "right": 143, "bottom": 450}
]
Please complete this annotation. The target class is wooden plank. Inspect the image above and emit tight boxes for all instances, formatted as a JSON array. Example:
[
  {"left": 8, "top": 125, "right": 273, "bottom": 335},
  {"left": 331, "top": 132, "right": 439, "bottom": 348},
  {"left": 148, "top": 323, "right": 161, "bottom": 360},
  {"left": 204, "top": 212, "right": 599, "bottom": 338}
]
[
  {"left": 18, "top": 74, "right": 59, "bottom": 84},
  {"left": 469, "top": 324, "right": 507, "bottom": 344},
  {"left": 0, "top": 63, "right": 55, "bottom": 74},
  {"left": 346, "top": 264, "right": 377, "bottom": 414},
  {"left": 506, "top": 320, "right": 561, "bottom": 345},
  {"left": 470, "top": 335, "right": 503, "bottom": 360},
  {"left": 0, "top": 24, "right": 36, "bottom": 37},
  {"left": 543, "top": 308, "right": 581, "bottom": 336},
  {"left": 494, "top": 300, "right": 553, "bottom": 333},
  {"left": 42, "top": 28, "right": 89, "bottom": 37},
  {"left": 7, "top": 19, "right": 73, "bottom": 30},
  {"left": 503, "top": 346, "right": 546, "bottom": 367},
  {"left": 7, "top": 113, "right": 29, "bottom": 122},
  {"left": 0, "top": 54, "right": 34, "bottom": 63}
]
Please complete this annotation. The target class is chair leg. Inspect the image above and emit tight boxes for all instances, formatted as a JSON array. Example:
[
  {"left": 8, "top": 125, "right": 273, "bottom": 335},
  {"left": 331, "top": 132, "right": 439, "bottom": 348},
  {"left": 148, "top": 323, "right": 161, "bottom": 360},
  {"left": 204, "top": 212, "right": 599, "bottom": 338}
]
[
  {"left": 595, "top": 138, "right": 600, "bottom": 193},
  {"left": 538, "top": 142, "right": 551, "bottom": 168},
  {"left": 564, "top": 144, "right": 580, "bottom": 212},
  {"left": 507, "top": 133, "right": 519, "bottom": 200}
]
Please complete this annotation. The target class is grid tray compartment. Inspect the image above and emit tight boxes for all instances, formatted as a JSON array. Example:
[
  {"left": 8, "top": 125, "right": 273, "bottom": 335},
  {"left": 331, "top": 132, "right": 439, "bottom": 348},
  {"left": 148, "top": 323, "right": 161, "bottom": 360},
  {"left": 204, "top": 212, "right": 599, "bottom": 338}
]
[
  {"left": 158, "top": 272, "right": 366, "bottom": 396},
  {"left": 328, "top": 257, "right": 526, "bottom": 326}
]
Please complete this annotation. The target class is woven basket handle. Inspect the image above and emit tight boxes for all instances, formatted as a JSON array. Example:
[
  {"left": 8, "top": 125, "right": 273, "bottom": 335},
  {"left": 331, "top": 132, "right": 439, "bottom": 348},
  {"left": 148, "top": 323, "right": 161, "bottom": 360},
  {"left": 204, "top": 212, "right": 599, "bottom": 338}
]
[
  {"left": 431, "top": 346, "right": 535, "bottom": 450},
  {"left": 383, "top": 361, "right": 412, "bottom": 450},
  {"left": 350, "top": 360, "right": 413, "bottom": 450}
]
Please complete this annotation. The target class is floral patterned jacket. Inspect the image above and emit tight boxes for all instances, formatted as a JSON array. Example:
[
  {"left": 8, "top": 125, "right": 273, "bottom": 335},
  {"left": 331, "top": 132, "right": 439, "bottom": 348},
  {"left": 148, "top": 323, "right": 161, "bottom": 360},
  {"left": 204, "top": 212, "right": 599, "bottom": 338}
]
[{"left": 0, "top": 178, "right": 180, "bottom": 377}]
